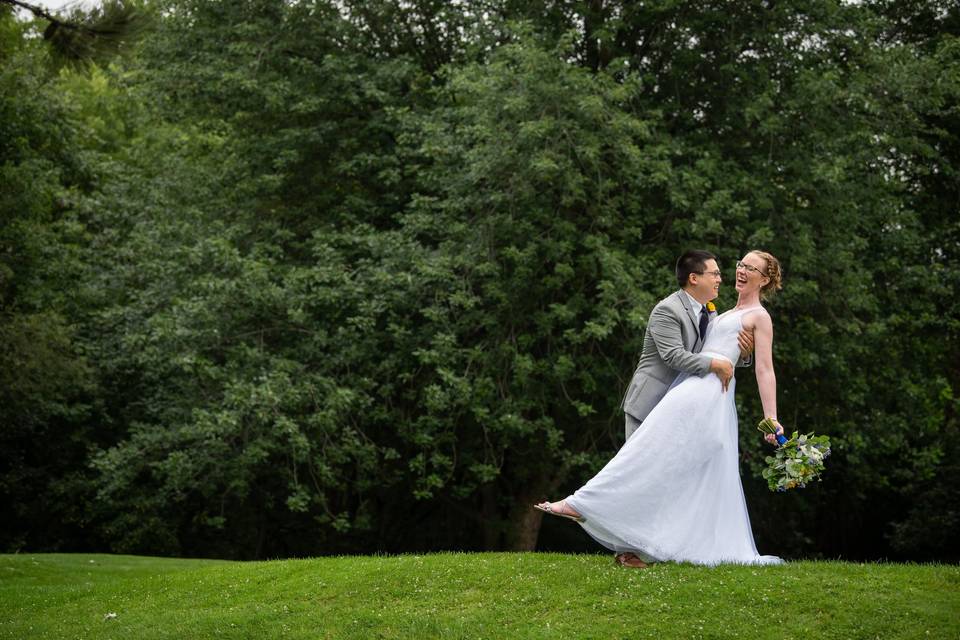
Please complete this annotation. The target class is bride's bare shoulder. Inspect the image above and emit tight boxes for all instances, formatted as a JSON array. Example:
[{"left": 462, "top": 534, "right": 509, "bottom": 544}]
[{"left": 742, "top": 306, "right": 772, "bottom": 330}]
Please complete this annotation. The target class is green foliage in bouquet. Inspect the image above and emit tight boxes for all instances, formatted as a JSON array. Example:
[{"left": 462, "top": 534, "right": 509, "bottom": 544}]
[{"left": 758, "top": 418, "right": 831, "bottom": 492}]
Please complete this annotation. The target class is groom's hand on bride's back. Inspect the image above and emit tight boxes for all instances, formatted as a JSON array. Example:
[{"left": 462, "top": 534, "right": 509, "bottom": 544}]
[
  {"left": 710, "top": 359, "right": 734, "bottom": 392},
  {"left": 737, "top": 328, "right": 755, "bottom": 361}
]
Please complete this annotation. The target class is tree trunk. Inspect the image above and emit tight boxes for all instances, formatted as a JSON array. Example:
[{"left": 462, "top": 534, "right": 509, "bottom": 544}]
[
  {"left": 506, "top": 500, "right": 544, "bottom": 551},
  {"left": 583, "top": 0, "right": 607, "bottom": 72},
  {"left": 505, "top": 479, "right": 554, "bottom": 551}
]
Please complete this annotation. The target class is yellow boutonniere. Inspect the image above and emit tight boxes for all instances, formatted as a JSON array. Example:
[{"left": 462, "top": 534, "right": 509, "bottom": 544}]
[{"left": 706, "top": 301, "right": 716, "bottom": 313}]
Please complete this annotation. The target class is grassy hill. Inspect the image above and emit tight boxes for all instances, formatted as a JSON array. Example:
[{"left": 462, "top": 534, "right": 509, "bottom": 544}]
[{"left": 1, "top": 553, "right": 957, "bottom": 639}]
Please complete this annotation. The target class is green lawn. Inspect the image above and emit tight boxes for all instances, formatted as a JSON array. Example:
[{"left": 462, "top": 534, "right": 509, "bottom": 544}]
[{"left": 1, "top": 553, "right": 957, "bottom": 639}]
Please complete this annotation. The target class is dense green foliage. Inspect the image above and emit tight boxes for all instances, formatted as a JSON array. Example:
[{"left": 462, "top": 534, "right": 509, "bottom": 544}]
[
  {"left": 2, "top": 553, "right": 958, "bottom": 639},
  {"left": 1, "top": 0, "right": 958, "bottom": 560}
]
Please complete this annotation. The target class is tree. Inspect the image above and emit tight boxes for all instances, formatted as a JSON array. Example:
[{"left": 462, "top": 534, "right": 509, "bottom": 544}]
[{"left": 0, "top": 8, "right": 99, "bottom": 551}]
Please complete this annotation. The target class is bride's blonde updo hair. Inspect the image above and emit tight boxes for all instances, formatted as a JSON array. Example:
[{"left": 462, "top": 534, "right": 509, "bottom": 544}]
[{"left": 748, "top": 250, "right": 783, "bottom": 299}]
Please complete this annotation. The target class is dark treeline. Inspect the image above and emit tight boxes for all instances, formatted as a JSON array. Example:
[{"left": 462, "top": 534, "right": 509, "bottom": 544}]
[{"left": 1, "top": 0, "right": 958, "bottom": 561}]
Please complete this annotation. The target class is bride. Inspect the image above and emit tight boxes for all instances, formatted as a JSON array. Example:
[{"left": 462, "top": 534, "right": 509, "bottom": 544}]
[{"left": 536, "top": 250, "right": 786, "bottom": 567}]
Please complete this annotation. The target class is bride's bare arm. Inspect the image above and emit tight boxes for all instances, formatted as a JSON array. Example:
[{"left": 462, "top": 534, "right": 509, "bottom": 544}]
[{"left": 750, "top": 311, "right": 777, "bottom": 420}]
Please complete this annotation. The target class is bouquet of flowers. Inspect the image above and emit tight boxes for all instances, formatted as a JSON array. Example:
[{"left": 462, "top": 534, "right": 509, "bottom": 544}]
[{"left": 757, "top": 417, "right": 831, "bottom": 492}]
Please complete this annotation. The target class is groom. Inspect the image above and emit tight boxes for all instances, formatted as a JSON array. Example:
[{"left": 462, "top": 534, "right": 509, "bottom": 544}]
[{"left": 622, "top": 249, "right": 754, "bottom": 440}]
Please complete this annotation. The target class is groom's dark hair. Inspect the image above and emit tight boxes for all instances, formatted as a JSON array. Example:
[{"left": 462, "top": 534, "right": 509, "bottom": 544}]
[{"left": 676, "top": 250, "right": 717, "bottom": 288}]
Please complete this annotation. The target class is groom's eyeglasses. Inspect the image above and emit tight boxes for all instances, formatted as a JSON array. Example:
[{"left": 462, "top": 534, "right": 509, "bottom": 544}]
[
  {"left": 697, "top": 270, "right": 722, "bottom": 277},
  {"left": 735, "top": 261, "right": 764, "bottom": 275}
]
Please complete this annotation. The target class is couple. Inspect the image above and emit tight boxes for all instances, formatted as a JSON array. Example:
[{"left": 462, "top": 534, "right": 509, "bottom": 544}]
[{"left": 536, "top": 249, "right": 785, "bottom": 567}]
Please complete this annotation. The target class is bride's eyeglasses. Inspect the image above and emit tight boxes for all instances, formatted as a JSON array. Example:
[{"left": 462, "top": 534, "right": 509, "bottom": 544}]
[{"left": 735, "top": 261, "right": 765, "bottom": 276}]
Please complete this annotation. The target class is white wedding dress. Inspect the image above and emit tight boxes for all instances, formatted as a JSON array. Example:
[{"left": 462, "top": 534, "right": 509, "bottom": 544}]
[{"left": 565, "top": 306, "right": 782, "bottom": 565}]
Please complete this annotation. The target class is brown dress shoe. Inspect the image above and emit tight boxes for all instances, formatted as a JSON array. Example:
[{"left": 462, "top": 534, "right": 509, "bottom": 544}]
[{"left": 614, "top": 552, "right": 650, "bottom": 569}]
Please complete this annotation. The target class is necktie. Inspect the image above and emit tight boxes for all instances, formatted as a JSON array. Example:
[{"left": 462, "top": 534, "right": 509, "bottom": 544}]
[{"left": 699, "top": 305, "right": 709, "bottom": 342}]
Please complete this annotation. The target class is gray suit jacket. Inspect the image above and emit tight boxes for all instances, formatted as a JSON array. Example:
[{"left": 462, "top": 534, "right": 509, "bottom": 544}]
[{"left": 621, "top": 290, "right": 716, "bottom": 436}]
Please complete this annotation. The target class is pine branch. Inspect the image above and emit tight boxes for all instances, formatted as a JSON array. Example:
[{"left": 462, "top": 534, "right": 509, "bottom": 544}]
[
  {"left": 5, "top": 0, "right": 61, "bottom": 24},
  {"left": 2, "top": 0, "right": 151, "bottom": 69}
]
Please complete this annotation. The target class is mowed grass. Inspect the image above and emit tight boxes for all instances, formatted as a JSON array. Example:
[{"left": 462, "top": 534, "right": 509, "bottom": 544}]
[{"left": 1, "top": 553, "right": 957, "bottom": 639}]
